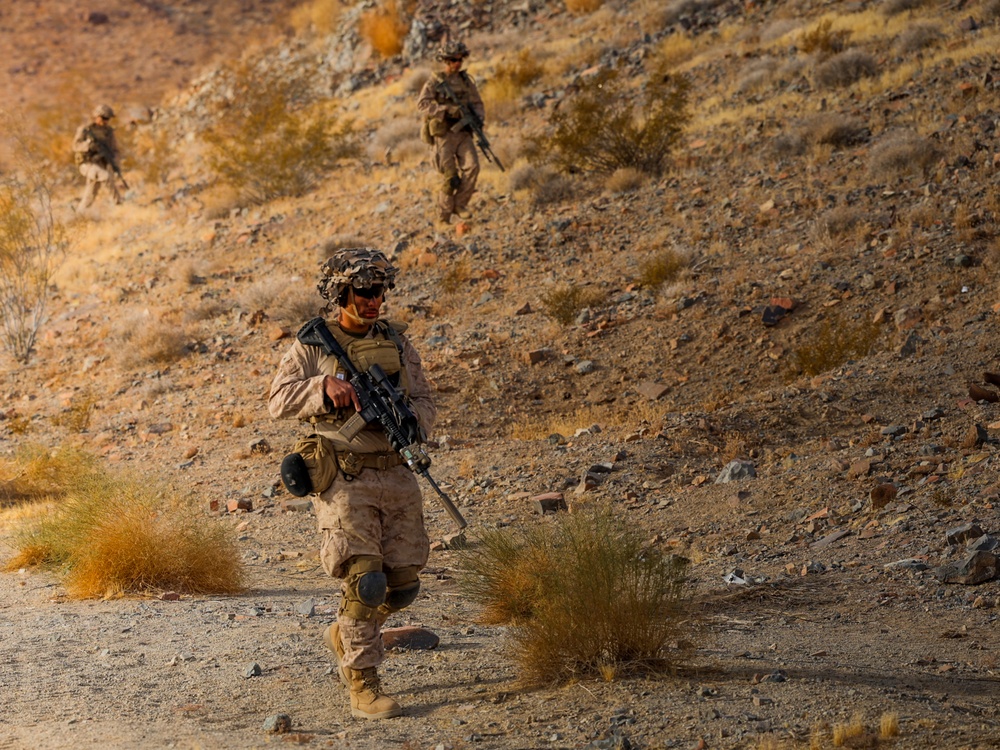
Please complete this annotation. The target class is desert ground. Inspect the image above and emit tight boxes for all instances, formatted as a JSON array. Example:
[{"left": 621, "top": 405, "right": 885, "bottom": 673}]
[{"left": 1, "top": 1, "right": 1000, "bottom": 748}]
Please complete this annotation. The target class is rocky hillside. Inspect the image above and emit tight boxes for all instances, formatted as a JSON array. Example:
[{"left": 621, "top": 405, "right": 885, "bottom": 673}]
[{"left": 2, "top": 0, "right": 1000, "bottom": 748}]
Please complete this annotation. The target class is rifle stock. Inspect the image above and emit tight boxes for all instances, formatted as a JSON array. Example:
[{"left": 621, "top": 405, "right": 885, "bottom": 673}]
[{"left": 297, "top": 317, "right": 468, "bottom": 530}]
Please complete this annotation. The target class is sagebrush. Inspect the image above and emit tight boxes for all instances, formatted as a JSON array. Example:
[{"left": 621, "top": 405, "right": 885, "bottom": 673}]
[
  {"left": 459, "top": 508, "right": 689, "bottom": 685},
  {"left": 202, "top": 62, "right": 357, "bottom": 203},
  {"left": 793, "top": 312, "right": 882, "bottom": 377},
  {"left": 532, "top": 65, "right": 689, "bottom": 176},
  {"left": 540, "top": 283, "right": 604, "bottom": 325}
]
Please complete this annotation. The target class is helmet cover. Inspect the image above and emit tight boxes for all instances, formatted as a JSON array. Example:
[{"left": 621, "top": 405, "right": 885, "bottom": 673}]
[{"left": 318, "top": 247, "right": 397, "bottom": 302}]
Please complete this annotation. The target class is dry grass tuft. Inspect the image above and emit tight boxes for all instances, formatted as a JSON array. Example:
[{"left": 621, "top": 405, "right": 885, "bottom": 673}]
[
  {"left": 540, "top": 283, "right": 605, "bottom": 325},
  {"left": 0, "top": 444, "right": 97, "bottom": 507},
  {"left": 605, "top": 167, "right": 646, "bottom": 194},
  {"left": 815, "top": 49, "right": 878, "bottom": 88},
  {"left": 800, "top": 114, "right": 869, "bottom": 148},
  {"left": 799, "top": 19, "right": 850, "bottom": 57},
  {"left": 895, "top": 23, "right": 944, "bottom": 53},
  {"left": 868, "top": 132, "right": 943, "bottom": 180},
  {"left": 6, "top": 460, "right": 245, "bottom": 598},
  {"left": 639, "top": 248, "right": 688, "bottom": 288},
  {"left": 509, "top": 163, "right": 577, "bottom": 206},
  {"left": 111, "top": 311, "right": 190, "bottom": 369},
  {"left": 879, "top": 712, "right": 900, "bottom": 738},
  {"left": 359, "top": 0, "right": 410, "bottom": 58},
  {"left": 489, "top": 50, "right": 544, "bottom": 102},
  {"left": 793, "top": 312, "right": 882, "bottom": 377},
  {"left": 50, "top": 389, "right": 97, "bottom": 434},
  {"left": 458, "top": 507, "right": 689, "bottom": 686}
]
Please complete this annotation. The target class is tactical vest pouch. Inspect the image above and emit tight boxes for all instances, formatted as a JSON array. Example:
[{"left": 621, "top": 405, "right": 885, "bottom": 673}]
[
  {"left": 427, "top": 117, "right": 448, "bottom": 138},
  {"left": 420, "top": 118, "right": 435, "bottom": 145},
  {"left": 347, "top": 338, "right": 402, "bottom": 379},
  {"left": 280, "top": 434, "right": 337, "bottom": 497}
]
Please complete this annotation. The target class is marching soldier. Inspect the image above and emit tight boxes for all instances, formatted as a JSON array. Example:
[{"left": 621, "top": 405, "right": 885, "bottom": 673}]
[
  {"left": 72, "top": 104, "right": 124, "bottom": 211},
  {"left": 417, "top": 41, "right": 485, "bottom": 225}
]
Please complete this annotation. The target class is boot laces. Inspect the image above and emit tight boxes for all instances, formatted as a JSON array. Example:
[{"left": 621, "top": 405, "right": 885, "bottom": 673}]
[{"left": 360, "top": 667, "right": 382, "bottom": 694}]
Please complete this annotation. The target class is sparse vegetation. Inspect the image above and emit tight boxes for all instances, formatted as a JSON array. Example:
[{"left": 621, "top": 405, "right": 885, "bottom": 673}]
[
  {"left": 881, "top": 0, "right": 929, "bottom": 15},
  {"left": 359, "top": 0, "right": 410, "bottom": 58},
  {"left": 895, "top": 22, "right": 944, "bottom": 53},
  {"left": 800, "top": 113, "right": 869, "bottom": 147},
  {"left": 540, "top": 283, "right": 605, "bottom": 325},
  {"left": 50, "top": 390, "right": 97, "bottom": 434},
  {"left": 799, "top": 18, "right": 850, "bottom": 57},
  {"left": 792, "top": 312, "right": 882, "bottom": 377},
  {"left": 605, "top": 166, "right": 645, "bottom": 194},
  {"left": 202, "top": 62, "right": 357, "bottom": 204},
  {"left": 868, "top": 132, "right": 942, "bottom": 180},
  {"left": 0, "top": 128, "right": 66, "bottom": 364},
  {"left": 290, "top": 0, "right": 344, "bottom": 36},
  {"left": 110, "top": 311, "right": 190, "bottom": 369},
  {"left": 532, "top": 65, "right": 689, "bottom": 176},
  {"left": 814, "top": 49, "right": 878, "bottom": 88},
  {"left": 458, "top": 508, "right": 689, "bottom": 685},
  {"left": 639, "top": 248, "right": 687, "bottom": 288},
  {"left": 565, "top": 0, "right": 603, "bottom": 12},
  {"left": 6, "top": 456, "right": 245, "bottom": 598}
]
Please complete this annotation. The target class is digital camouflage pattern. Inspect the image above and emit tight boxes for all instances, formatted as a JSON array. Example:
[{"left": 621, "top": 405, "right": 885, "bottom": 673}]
[
  {"left": 436, "top": 40, "right": 469, "bottom": 61},
  {"left": 72, "top": 115, "right": 122, "bottom": 210}
]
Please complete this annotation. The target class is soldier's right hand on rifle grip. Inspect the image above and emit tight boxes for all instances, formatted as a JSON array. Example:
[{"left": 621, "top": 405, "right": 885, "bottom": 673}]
[{"left": 323, "top": 374, "right": 360, "bottom": 412}]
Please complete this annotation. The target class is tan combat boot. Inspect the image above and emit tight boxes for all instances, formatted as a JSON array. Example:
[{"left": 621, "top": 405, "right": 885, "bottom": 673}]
[
  {"left": 322, "top": 623, "right": 350, "bottom": 687},
  {"left": 348, "top": 667, "right": 402, "bottom": 720}
]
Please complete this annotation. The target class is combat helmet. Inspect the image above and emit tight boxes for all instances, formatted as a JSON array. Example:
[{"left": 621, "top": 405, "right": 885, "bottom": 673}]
[
  {"left": 318, "top": 247, "right": 397, "bottom": 303},
  {"left": 93, "top": 104, "right": 115, "bottom": 120},
  {"left": 436, "top": 40, "right": 469, "bottom": 61}
]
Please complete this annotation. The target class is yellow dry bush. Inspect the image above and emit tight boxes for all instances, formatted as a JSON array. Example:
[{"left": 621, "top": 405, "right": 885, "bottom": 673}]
[
  {"left": 458, "top": 507, "right": 689, "bottom": 686},
  {"left": 290, "top": 0, "right": 344, "bottom": 36},
  {"left": 540, "top": 283, "right": 605, "bottom": 325},
  {"left": 7, "top": 461, "right": 245, "bottom": 598},
  {"left": 792, "top": 312, "right": 882, "bottom": 377},
  {"left": 0, "top": 444, "right": 97, "bottom": 507},
  {"left": 565, "top": 0, "right": 603, "bottom": 12},
  {"left": 359, "top": 0, "right": 411, "bottom": 58}
]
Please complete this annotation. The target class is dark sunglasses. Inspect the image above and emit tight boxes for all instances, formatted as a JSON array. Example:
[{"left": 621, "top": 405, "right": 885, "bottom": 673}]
[{"left": 352, "top": 285, "right": 385, "bottom": 299}]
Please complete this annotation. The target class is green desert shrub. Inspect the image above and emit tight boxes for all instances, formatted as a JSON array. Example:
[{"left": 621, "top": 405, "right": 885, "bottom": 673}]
[
  {"left": 203, "top": 63, "right": 357, "bottom": 204},
  {"left": 7, "top": 455, "right": 245, "bottom": 598},
  {"left": 459, "top": 508, "right": 689, "bottom": 685},
  {"left": 532, "top": 65, "right": 689, "bottom": 176}
]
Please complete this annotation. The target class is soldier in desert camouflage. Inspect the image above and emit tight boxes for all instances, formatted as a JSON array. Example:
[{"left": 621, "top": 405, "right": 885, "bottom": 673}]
[
  {"left": 71, "top": 104, "right": 124, "bottom": 211},
  {"left": 417, "top": 40, "right": 485, "bottom": 225},
  {"left": 268, "top": 247, "right": 436, "bottom": 720}
]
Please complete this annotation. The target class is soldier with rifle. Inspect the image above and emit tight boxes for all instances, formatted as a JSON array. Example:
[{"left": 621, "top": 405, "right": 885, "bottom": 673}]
[
  {"left": 72, "top": 104, "right": 126, "bottom": 211},
  {"left": 269, "top": 247, "right": 450, "bottom": 720},
  {"left": 418, "top": 40, "right": 499, "bottom": 225}
]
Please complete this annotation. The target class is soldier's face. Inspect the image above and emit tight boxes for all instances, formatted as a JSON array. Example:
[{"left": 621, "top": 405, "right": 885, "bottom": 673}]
[
  {"left": 444, "top": 59, "right": 462, "bottom": 73},
  {"left": 348, "top": 285, "right": 384, "bottom": 321}
]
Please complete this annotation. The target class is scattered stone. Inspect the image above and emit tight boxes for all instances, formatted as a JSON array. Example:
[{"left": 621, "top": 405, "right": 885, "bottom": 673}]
[
  {"left": 532, "top": 492, "right": 567, "bottom": 515},
  {"left": 922, "top": 407, "right": 945, "bottom": 420},
  {"left": 183, "top": 446, "right": 199, "bottom": 459},
  {"left": 946, "top": 523, "right": 986, "bottom": 545},
  {"left": 442, "top": 530, "right": 468, "bottom": 549},
  {"left": 984, "top": 371, "right": 1000, "bottom": 387},
  {"left": 968, "top": 534, "right": 998, "bottom": 552},
  {"left": 575, "top": 359, "right": 596, "bottom": 375},
  {"left": 884, "top": 558, "right": 929, "bottom": 571},
  {"left": 962, "top": 424, "right": 989, "bottom": 449},
  {"left": 262, "top": 713, "right": 292, "bottom": 734},
  {"left": 227, "top": 498, "right": 252, "bottom": 513},
  {"left": 761, "top": 305, "right": 787, "bottom": 326},
  {"left": 268, "top": 326, "right": 290, "bottom": 342},
  {"left": 382, "top": 626, "right": 440, "bottom": 651},
  {"left": 296, "top": 599, "right": 316, "bottom": 617},
  {"left": 280, "top": 498, "right": 313, "bottom": 512},
  {"left": 581, "top": 730, "right": 633, "bottom": 750},
  {"left": 893, "top": 306, "right": 922, "bottom": 330},
  {"left": 244, "top": 662, "right": 263, "bottom": 678},
  {"left": 934, "top": 551, "right": 999, "bottom": 585},
  {"left": 724, "top": 569, "right": 747, "bottom": 585},
  {"left": 969, "top": 383, "right": 999, "bottom": 403},
  {"left": 715, "top": 460, "right": 756, "bottom": 484},
  {"left": 147, "top": 423, "right": 174, "bottom": 435},
  {"left": 159, "top": 591, "right": 181, "bottom": 601},
  {"left": 524, "top": 348, "right": 550, "bottom": 365},
  {"left": 880, "top": 425, "right": 906, "bottom": 437},
  {"left": 897, "top": 331, "right": 923, "bottom": 357},
  {"left": 514, "top": 302, "right": 533, "bottom": 315},
  {"left": 847, "top": 459, "right": 872, "bottom": 479},
  {"left": 810, "top": 529, "right": 850, "bottom": 550},
  {"left": 636, "top": 381, "right": 669, "bottom": 400}
]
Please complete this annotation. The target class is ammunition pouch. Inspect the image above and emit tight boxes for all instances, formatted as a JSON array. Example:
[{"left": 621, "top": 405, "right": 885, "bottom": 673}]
[
  {"left": 420, "top": 118, "right": 435, "bottom": 145},
  {"left": 280, "top": 434, "right": 337, "bottom": 496}
]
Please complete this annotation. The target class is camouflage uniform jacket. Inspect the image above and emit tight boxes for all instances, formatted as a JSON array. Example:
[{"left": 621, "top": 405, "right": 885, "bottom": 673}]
[
  {"left": 72, "top": 122, "right": 120, "bottom": 168},
  {"left": 417, "top": 70, "right": 485, "bottom": 130},
  {"left": 268, "top": 320, "right": 436, "bottom": 455}
]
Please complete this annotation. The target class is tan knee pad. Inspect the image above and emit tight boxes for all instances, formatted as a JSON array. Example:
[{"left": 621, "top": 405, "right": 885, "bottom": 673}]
[{"left": 341, "top": 555, "right": 386, "bottom": 621}]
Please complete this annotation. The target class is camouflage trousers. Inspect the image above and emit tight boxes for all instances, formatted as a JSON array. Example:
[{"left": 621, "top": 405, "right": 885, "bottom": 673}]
[
  {"left": 317, "top": 464, "right": 429, "bottom": 669},
  {"left": 432, "top": 129, "right": 479, "bottom": 217},
  {"left": 78, "top": 163, "right": 122, "bottom": 210}
]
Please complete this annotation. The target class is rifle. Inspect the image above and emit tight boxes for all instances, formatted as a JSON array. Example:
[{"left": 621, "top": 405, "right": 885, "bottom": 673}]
[
  {"left": 86, "top": 128, "right": 129, "bottom": 190},
  {"left": 297, "top": 317, "right": 468, "bottom": 530},
  {"left": 435, "top": 77, "right": 505, "bottom": 172}
]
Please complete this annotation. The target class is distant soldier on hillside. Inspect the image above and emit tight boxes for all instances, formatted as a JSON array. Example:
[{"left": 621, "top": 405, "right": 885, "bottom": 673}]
[
  {"left": 417, "top": 40, "right": 485, "bottom": 225},
  {"left": 72, "top": 104, "right": 125, "bottom": 211}
]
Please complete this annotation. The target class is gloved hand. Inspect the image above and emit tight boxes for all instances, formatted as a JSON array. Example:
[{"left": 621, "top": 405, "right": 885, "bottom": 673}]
[{"left": 445, "top": 105, "right": 462, "bottom": 118}]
